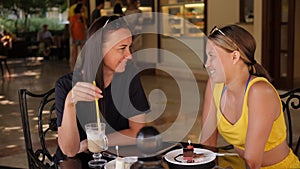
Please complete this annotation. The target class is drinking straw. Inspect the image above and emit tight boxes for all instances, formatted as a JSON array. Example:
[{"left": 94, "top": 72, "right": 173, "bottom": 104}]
[
  {"left": 93, "top": 81, "right": 101, "bottom": 131},
  {"left": 116, "top": 145, "right": 119, "bottom": 157}
]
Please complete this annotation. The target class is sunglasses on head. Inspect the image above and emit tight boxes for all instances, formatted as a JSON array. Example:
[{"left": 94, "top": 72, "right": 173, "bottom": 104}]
[{"left": 209, "top": 26, "right": 239, "bottom": 51}]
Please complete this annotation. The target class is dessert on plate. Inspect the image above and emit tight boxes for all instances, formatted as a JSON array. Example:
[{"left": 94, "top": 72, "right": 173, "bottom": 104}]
[{"left": 183, "top": 139, "right": 194, "bottom": 162}]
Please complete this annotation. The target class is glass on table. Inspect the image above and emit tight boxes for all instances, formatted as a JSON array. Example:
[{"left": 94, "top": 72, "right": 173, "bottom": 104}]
[{"left": 85, "top": 122, "right": 108, "bottom": 168}]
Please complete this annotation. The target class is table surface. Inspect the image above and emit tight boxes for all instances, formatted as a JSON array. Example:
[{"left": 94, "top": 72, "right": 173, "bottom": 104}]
[{"left": 58, "top": 142, "right": 246, "bottom": 169}]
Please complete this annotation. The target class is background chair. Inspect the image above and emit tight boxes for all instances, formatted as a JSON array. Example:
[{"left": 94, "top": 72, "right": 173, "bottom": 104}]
[
  {"left": 18, "top": 88, "right": 58, "bottom": 169},
  {"left": 280, "top": 88, "right": 300, "bottom": 157}
]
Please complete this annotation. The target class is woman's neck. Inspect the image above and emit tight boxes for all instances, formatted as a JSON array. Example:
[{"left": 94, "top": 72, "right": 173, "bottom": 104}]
[
  {"left": 225, "top": 68, "right": 250, "bottom": 94},
  {"left": 103, "top": 66, "right": 114, "bottom": 88}
]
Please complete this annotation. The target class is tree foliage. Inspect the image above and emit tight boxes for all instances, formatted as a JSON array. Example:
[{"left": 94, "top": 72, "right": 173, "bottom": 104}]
[
  {"left": 0, "top": 0, "right": 67, "bottom": 32},
  {"left": 0, "top": 0, "right": 67, "bottom": 14}
]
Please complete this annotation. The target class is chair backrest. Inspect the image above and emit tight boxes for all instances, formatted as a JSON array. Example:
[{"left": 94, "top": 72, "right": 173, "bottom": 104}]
[
  {"left": 18, "top": 88, "right": 58, "bottom": 169},
  {"left": 279, "top": 88, "right": 300, "bottom": 155}
]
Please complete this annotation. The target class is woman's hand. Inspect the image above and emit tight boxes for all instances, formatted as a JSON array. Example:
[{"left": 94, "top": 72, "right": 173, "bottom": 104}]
[
  {"left": 59, "top": 82, "right": 102, "bottom": 157},
  {"left": 67, "top": 82, "right": 103, "bottom": 105}
]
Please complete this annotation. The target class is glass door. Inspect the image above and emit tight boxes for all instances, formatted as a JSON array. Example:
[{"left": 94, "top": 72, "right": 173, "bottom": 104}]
[
  {"left": 276, "top": 0, "right": 295, "bottom": 89},
  {"left": 262, "top": 0, "right": 295, "bottom": 90}
]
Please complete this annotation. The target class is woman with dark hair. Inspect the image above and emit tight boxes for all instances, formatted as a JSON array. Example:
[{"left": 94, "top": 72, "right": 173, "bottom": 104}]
[
  {"left": 54, "top": 15, "right": 149, "bottom": 162},
  {"left": 200, "top": 25, "right": 300, "bottom": 168}
]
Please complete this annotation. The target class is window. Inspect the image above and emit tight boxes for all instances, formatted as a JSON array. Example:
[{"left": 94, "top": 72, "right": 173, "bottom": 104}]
[{"left": 240, "top": 0, "right": 254, "bottom": 23}]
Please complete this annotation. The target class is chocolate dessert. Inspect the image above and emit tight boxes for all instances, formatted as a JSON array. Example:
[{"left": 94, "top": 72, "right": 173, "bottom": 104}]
[
  {"left": 183, "top": 140, "right": 194, "bottom": 162},
  {"left": 183, "top": 147, "right": 194, "bottom": 162}
]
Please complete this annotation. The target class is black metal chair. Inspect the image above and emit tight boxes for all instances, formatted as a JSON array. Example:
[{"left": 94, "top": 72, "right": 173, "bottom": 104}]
[
  {"left": 18, "top": 88, "right": 58, "bottom": 169},
  {"left": 280, "top": 88, "right": 300, "bottom": 157}
]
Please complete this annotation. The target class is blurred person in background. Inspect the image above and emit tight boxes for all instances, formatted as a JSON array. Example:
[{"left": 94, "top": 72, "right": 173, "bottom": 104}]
[
  {"left": 113, "top": 2, "right": 124, "bottom": 16},
  {"left": 1, "top": 30, "right": 13, "bottom": 49},
  {"left": 124, "top": 0, "right": 141, "bottom": 16},
  {"left": 1, "top": 30, "right": 14, "bottom": 57},
  {"left": 124, "top": 0, "right": 143, "bottom": 52},
  {"left": 37, "top": 24, "right": 53, "bottom": 59},
  {"left": 69, "top": 3, "right": 87, "bottom": 69},
  {"left": 91, "top": 0, "right": 105, "bottom": 23},
  {"left": 68, "top": 0, "right": 88, "bottom": 24},
  {"left": 124, "top": 0, "right": 143, "bottom": 35}
]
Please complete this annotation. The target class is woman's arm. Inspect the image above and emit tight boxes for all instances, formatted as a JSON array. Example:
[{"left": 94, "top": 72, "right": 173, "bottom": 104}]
[
  {"left": 200, "top": 78, "right": 218, "bottom": 146},
  {"left": 244, "top": 81, "right": 280, "bottom": 169},
  {"left": 58, "top": 82, "right": 103, "bottom": 157},
  {"left": 57, "top": 91, "right": 81, "bottom": 157},
  {"left": 107, "top": 113, "right": 146, "bottom": 146}
]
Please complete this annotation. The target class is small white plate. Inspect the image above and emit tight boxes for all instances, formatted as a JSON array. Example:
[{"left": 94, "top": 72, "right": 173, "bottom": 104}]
[
  {"left": 104, "top": 156, "right": 138, "bottom": 169},
  {"left": 164, "top": 148, "right": 216, "bottom": 166}
]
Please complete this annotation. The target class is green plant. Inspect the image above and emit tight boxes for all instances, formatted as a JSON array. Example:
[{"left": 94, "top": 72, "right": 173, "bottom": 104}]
[
  {"left": 1, "top": 17, "right": 65, "bottom": 34},
  {"left": 28, "top": 18, "right": 65, "bottom": 32},
  {"left": 0, "top": 0, "right": 68, "bottom": 33}
]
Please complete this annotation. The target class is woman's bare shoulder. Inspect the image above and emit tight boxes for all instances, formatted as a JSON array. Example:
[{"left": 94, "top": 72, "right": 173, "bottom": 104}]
[
  {"left": 247, "top": 79, "right": 280, "bottom": 117},
  {"left": 248, "top": 79, "right": 276, "bottom": 97}
]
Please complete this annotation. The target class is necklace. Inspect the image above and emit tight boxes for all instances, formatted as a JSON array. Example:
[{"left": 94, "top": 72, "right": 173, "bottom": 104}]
[{"left": 222, "top": 74, "right": 251, "bottom": 96}]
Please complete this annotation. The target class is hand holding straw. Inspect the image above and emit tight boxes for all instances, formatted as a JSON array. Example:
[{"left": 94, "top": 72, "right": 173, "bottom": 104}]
[{"left": 93, "top": 81, "right": 101, "bottom": 131}]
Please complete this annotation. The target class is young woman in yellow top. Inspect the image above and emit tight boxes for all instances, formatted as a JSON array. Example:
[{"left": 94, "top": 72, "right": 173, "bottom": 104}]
[{"left": 200, "top": 24, "right": 300, "bottom": 169}]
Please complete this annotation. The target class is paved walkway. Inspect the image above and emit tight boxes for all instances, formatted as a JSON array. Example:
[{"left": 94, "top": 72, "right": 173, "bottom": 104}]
[{"left": 0, "top": 57, "right": 70, "bottom": 168}]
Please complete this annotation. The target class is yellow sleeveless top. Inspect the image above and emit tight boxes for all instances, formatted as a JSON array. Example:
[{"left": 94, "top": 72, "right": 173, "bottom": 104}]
[{"left": 214, "top": 77, "right": 286, "bottom": 151}]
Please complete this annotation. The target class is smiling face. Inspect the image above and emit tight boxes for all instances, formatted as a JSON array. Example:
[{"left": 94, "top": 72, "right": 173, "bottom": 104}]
[
  {"left": 102, "top": 28, "right": 132, "bottom": 73},
  {"left": 205, "top": 40, "right": 228, "bottom": 83}
]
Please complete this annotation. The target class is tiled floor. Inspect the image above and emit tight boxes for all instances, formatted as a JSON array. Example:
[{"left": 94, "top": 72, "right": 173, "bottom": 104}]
[
  {"left": 0, "top": 57, "right": 298, "bottom": 168},
  {"left": 0, "top": 57, "right": 71, "bottom": 168}
]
